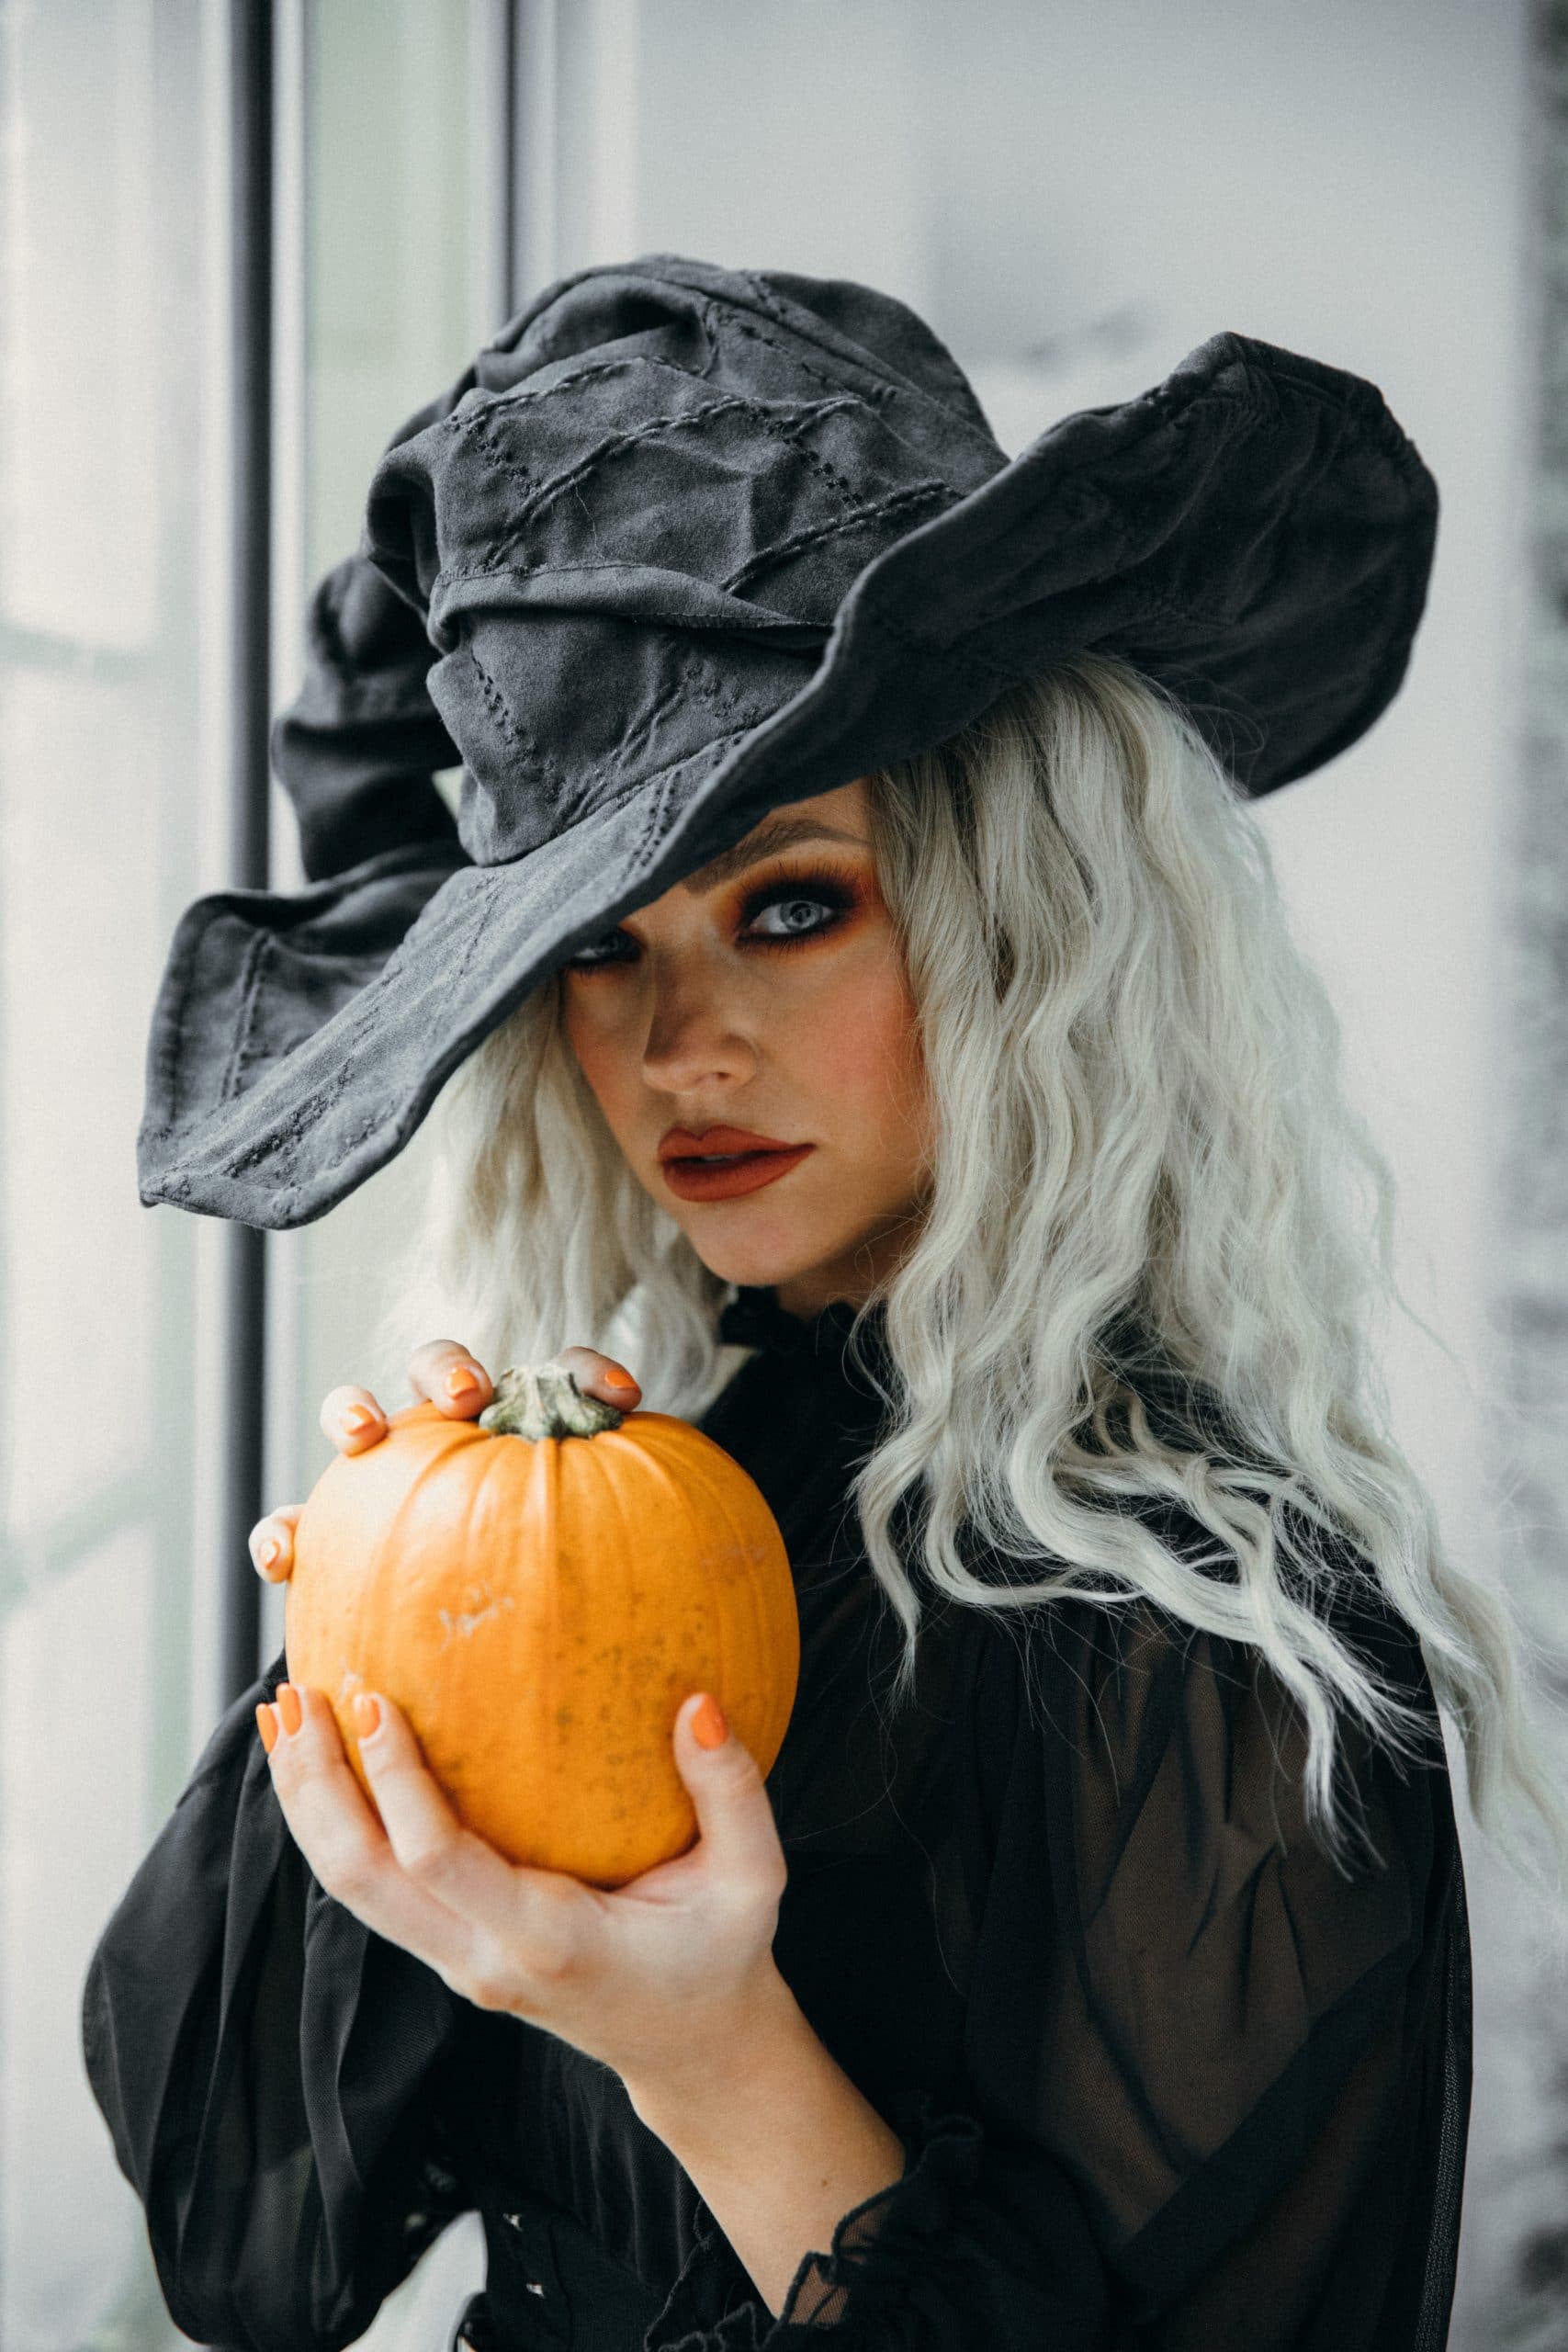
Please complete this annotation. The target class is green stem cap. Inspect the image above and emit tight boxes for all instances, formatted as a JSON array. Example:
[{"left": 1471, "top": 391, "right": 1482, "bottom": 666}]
[{"left": 478, "top": 1362, "right": 626, "bottom": 1440}]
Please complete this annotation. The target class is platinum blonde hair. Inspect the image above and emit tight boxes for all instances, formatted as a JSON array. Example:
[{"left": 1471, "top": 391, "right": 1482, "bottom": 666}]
[{"left": 376, "top": 653, "right": 1568, "bottom": 1905}]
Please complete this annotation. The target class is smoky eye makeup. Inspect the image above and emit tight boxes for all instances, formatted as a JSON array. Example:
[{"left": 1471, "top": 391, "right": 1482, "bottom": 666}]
[
  {"left": 736, "top": 863, "right": 863, "bottom": 940},
  {"left": 560, "top": 857, "right": 866, "bottom": 969}
]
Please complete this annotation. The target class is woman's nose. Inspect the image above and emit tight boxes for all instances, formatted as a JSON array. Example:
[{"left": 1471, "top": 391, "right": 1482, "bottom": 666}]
[{"left": 639, "top": 972, "right": 756, "bottom": 1089}]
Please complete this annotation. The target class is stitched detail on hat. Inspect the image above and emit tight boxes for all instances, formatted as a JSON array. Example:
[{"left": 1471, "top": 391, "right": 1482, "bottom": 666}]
[
  {"left": 212, "top": 876, "right": 483, "bottom": 1125},
  {"left": 461, "top": 714, "right": 761, "bottom": 876},
  {"left": 220, "top": 931, "right": 275, "bottom": 1103},
  {"left": 726, "top": 283, "right": 896, "bottom": 409},
  {"left": 466, "top": 641, "right": 525, "bottom": 750},
  {"left": 447, "top": 354, "right": 636, "bottom": 433},
  {"left": 222, "top": 1057, "right": 357, "bottom": 1174},
  {"left": 434, "top": 551, "right": 835, "bottom": 632},
  {"left": 613, "top": 725, "right": 762, "bottom": 888},
  {"left": 443, "top": 874, "right": 504, "bottom": 997},
  {"left": 332, "top": 1102, "right": 396, "bottom": 1159},
  {"left": 459, "top": 641, "right": 581, "bottom": 802},
  {"left": 457, "top": 635, "right": 748, "bottom": 842},
  {"left": 677, "top": 648, "right": 779, "bottom": 732},
  {"left": 594, "top": 661, "right": 693, "bottom": 784},
  {"left": 720, "top": 477, "right": 954, "bottom": 596},
  {"left": 468, "top": 391, "right": 879, "bottom": 572},
  {"left": 747, "top": 394, "right": 880, "bottom": 511},
  {"left": 587, "top": 645, "right": 774, "bottom": 791},
  {"left": 446, "top": 349, "right": 705, "bottom": 437},
  {"left": 620, "top": 767, "right": 681, "bottom": 888}
]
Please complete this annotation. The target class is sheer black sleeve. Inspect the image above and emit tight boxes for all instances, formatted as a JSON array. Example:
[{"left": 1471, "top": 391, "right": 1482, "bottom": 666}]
[
  {"left": 81, "top": 1647, "right": 473, "bottom": 2352},
  {"left": 646, "top": 1563, "right": 1463, "bottom": 2349}
]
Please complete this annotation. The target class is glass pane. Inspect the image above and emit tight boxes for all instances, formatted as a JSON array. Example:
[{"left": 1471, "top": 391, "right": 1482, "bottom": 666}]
[
  {"left": 265, "top": 3, "right": 501, "bottom": 2342},
  {"left": 266, "top": 0, "right": 499, "bottom": 1578},
  {"left": 0, "top": 1, "right": 218, "bottom": 2345},
  {"left": 1, "top": 1529, "right": 162, "bottom": 2349}
]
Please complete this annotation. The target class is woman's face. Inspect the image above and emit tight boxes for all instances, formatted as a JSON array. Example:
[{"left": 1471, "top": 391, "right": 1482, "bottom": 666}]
[{"left": 558, "top": 778, "right": 933, "bottom": 1318}]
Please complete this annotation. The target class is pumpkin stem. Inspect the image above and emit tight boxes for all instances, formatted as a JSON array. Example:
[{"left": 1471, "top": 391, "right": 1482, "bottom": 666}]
[{"left": 479, "top": 1363, "right": 626, "bottom": 1441}]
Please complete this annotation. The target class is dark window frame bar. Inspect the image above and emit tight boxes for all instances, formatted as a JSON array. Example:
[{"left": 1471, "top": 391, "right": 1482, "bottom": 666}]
[{"left": 219, "top": 0, "right": 272, "bottom": 1710}]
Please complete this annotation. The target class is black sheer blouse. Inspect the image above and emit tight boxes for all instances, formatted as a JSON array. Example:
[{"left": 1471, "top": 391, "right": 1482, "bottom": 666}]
[{"left": 83, "top": 1286, "right": 1472, "bottom": 2351}]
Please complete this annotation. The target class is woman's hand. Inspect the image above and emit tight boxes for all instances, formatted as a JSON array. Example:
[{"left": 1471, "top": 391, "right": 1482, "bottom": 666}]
[
  {"left": 255, "top": 1669, "right": 793, "bottom": 2112},
  {"left": 247, "top": 1337, "right": 643, "bottom": 1583},
  {"left": 249, "top": 1335, "right": 795, "bottom": 2110}
]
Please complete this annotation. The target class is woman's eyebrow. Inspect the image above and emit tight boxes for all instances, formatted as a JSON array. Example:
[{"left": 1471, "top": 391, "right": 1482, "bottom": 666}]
[{"left": 678, "top": 815, "right": 868, "bottom": 895}]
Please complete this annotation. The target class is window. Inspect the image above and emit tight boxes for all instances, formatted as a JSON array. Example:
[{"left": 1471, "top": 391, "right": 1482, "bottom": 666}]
[
  {"left": 0, "top": 4, "right": 497, "bottom": 2343},
  {"left": 1, "top": 5, "right": 223, "bottom": 2343}
]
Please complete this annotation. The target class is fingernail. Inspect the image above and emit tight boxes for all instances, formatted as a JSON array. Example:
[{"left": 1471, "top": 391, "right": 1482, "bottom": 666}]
[
  {"left": 342, "top": 1406, "right": 378, "bottom": 1435},
  {"left": 276, "top": 1682, "right": 303, "bottom": 1736},
  {"left": 255, "top": 1702, "right": 278, "bottom": 1755},
  {"left": 254, "top": 1533, "right": 281, "bottom": 1572},
  {"left": 445, "top": 1364, "right": 482, "bottom": 1399},
  {"left": 691, "top": 1694, "right": 728, "bottom": 1749},
  {"left": 352, "top": 1692, "right": 382, "bottom": 1741},
  {"left": 604, "top": 1369, "right": 638, "bottom": 1394}
]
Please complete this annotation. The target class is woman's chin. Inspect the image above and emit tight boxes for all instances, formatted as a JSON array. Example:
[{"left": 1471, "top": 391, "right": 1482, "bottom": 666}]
[
  {"left": 697, "top": 1241, "right": 828, "bottom": 1294},
  {"left": 678, "top": 1211, "right": 845, "bottom": 1297}
]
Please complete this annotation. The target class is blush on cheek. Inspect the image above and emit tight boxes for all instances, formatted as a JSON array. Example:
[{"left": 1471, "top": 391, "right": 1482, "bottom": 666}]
[
  {"left": 807, "top": 965, "right": 929, "bottom": 1159},
  {"left": 558, "top": 998, "right": 635, "bottom": 1142}
]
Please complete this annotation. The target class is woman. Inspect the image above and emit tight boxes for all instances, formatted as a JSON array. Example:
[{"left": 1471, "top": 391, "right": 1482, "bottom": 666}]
[{"left": 85, "top": 257, "right": 1566, "bottom": 2352}]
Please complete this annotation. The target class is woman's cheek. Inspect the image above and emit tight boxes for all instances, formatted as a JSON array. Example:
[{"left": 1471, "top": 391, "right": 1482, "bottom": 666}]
[
  {"left": 559, "top": 992, "right": 634, "bottom": 1123},
  {"left": 809, "top": 953, "right": 928, "bottom": 1136}
]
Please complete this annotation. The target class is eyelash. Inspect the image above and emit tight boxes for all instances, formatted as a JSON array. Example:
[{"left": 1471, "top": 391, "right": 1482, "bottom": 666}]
[{"left": 560, "top": 866, "right": 860, "bottom": 971}]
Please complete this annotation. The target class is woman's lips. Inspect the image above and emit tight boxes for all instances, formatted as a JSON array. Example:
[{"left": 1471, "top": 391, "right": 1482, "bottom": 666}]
[{"left": 660, "top": 1144, "right": 815, "bottom": 1201}]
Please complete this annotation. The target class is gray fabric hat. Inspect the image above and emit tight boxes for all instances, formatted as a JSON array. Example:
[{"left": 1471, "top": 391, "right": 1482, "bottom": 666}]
[{"left": 136, "top": 253, "right": 1438, "bottom": 1230}]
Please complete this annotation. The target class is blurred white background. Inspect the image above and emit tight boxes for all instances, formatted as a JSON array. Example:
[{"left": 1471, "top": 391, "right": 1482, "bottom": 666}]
[{"left": 1, "top": 1, "right": 1563, "bottom": 2346}]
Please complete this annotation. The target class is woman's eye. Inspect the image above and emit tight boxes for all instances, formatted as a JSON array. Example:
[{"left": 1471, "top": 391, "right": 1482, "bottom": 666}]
[
  {"left": 746, "top": 885, "right": 847, "bottom": 942},
  {"left": 559, "top": 873, "right": 854, "bottom": 971},
  {"left": 561, "top": 934, "right": 629, "bottom": 970}
]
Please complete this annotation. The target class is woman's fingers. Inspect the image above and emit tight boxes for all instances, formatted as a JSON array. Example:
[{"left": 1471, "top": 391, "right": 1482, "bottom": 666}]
[
  {"left": 320, "top": 1384, "right": 387, "bottom": 1453},
  {"left": 259, "top": 1684, "right": 482, "bottom": 1992},
  {"left": 249, "top": 1502, "right": 303, "bottom": 1583},
  {"left": 407, "top": 1339, "right": 494, "bottom": 1418},
  {"left": 308, "top": 1348, "right": 631, "bottom": 1474},
  {"left": 552, "top": 1346, "right": 641, "bottom": 1408},
  {"left": 260, "top": 1684, "right": 597, "bottom": 2017}
]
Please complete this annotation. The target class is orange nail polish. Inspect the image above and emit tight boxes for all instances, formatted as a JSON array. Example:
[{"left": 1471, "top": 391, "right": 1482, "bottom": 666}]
[
  {"left": 446, "top": 1364, "right": 482, "bottom": 1398},
  {"left": 255, "top": 1702, "right": 278, "bottom": 1755},
  {"left": 276, "top": 1682, "right": 303, "bottom": 1736},
  {"left": 692, "top": 1694, "right": 728, "bottom": 1748},
  {"left": 342, "top": 1406, "right": 377, "bottom": 1435},
  {"left": 352, "top": 1692, "right": 381, "bottom": 1739},
  {"left": 604, "top": 1369, "right": 638, "bottom": 1394}
]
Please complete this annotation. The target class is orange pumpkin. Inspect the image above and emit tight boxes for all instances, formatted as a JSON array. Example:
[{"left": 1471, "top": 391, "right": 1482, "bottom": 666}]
[{"left": 284, "top": 1362, "right": 798, "bottom": 1888}]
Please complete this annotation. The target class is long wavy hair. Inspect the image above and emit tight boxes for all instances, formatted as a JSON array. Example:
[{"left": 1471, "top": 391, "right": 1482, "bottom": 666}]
[{"left": 374, "top": 652, "right": 1568, "bottom": 1905}]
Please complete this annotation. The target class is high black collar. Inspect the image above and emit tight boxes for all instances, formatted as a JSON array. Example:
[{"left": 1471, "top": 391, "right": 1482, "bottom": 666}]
[{"left": 717, "top": 1283, "right": 889, "bottom": 1373}]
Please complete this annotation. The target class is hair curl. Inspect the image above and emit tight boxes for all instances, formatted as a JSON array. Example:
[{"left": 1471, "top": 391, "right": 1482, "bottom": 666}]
[{"left": 374, "top": 652, "right": 1568, "bottom": 1907}]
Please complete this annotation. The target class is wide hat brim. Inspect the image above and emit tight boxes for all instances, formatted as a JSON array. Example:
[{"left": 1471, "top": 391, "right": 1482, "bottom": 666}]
[{"left": 138, "top": 310, "right": 1436, "bottom": 1231}]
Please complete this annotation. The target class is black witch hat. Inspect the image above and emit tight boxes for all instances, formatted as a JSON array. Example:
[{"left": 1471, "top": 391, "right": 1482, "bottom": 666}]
[{"left": 136, "top": 253, "right": 1437, "bottom": 1230}]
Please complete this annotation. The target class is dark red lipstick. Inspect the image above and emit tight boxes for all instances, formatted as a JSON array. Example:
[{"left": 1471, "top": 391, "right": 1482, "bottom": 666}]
[{"left": 658, "top": 1124, "right": 815, "bottom": 1202}]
